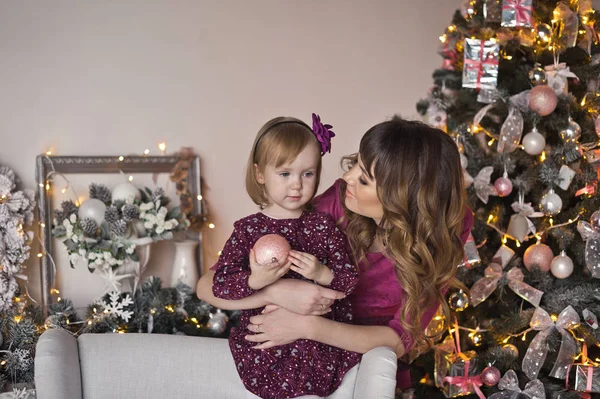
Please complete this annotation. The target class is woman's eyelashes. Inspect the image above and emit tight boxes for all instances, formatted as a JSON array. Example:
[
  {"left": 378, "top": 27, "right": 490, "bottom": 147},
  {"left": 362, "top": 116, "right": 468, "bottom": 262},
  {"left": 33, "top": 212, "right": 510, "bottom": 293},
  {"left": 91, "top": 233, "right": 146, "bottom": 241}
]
[{"left": 359, "top": 176, "right": 368, "bottom": 185}]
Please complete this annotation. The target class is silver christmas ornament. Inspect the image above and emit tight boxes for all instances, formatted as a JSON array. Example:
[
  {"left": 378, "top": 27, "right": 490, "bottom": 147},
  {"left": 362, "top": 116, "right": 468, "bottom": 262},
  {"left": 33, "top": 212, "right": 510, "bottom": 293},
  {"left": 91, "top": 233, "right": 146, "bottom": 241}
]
[
  {"left": 448, "top": 290, "right": 469, "bottom": 311},
  {"left": 535, "top": 23, "right": 552, "bottom": 49},
  {"left": 207, "top": 309, "right": 229, "bottom": 335},
  {"left": 503, "top": 344, "right": 519, "bottom": 358},
  {"left": 540, "top": 189, "right": 562, "bottom": 216},
  {"left": 472, "top": 332, "right": 484, "bottom": 346},
  {"left": 550, "top": 251, "right": 574, "bottom": 279},
  {"left": 529, "top": 66, "right": 547, "bottom": 86},
  {"left": 521, "top": 127, "right": 546, "bottom": 155},
  {"left": 560, "top": 117, "right": 582, "bottom": 142}
]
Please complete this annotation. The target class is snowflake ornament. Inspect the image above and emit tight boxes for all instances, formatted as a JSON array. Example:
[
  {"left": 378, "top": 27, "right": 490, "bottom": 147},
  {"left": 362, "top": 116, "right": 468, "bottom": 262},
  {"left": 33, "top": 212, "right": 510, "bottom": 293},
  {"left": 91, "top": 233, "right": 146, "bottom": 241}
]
[{"left": 95, "top": 291, "right": 134, "bottom": 322}]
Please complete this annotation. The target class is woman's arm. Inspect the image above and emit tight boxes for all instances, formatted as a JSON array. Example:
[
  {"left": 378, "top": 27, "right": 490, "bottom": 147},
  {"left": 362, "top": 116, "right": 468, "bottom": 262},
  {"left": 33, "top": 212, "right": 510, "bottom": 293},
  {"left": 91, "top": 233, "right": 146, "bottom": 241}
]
[
  {"left": 245, "top": 307, "right": 405, "bottom": 358},
  {"left": 197, "top": 270, "right": 345, "bottom": 315}
]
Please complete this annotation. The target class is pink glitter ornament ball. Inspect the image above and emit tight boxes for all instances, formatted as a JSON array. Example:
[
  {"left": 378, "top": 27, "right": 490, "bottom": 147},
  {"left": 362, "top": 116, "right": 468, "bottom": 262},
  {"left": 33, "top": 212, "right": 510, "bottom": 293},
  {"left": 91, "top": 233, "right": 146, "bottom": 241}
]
[
  {"left": 494, "top": 176, "right": 513, "bottom": 197},
  {"left": 529, "top": 85, "right": 558, "bottom": 116},
  {"left": 523, "top": 243, "right": 553, "bottom": 272},
  {"left": 481, "top": 366, "right": 501, "bottom": 386},
  {"left": 253, "top": 234, "right": 291, "bottom": 266}
]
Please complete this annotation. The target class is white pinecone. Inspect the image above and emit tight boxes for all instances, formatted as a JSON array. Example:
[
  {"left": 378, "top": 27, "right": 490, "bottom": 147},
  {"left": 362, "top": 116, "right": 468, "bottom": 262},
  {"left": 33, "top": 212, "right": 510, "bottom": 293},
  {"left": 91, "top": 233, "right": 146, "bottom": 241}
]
[
  {"left": 111, "top": 219, "right": 128, "bottom": 236},
  {"left": 89, "top": 183, "right": 112, "bottom": 204},
  {"left": 121, "top": 203, "right": 139, "bottom": 222},
  {"left": 104, "top": 206, "right": 120, "bottom": 224},
  {"left": 81, "top": 218, "right": 98, "bottom": 237},
  {"left": 61, "top": 200, "right": 78, "bottom": 217}
]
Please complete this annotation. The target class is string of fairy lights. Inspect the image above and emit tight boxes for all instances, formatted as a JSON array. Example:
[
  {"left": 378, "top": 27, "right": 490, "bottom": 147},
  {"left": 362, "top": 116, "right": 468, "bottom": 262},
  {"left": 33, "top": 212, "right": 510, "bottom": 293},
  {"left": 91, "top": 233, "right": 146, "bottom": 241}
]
[
  {"left": 3, "top": 141, "right": 220, "bottom": 335},
  {"left": 423, "top": 1, "right": 600, "bottom": 374}
]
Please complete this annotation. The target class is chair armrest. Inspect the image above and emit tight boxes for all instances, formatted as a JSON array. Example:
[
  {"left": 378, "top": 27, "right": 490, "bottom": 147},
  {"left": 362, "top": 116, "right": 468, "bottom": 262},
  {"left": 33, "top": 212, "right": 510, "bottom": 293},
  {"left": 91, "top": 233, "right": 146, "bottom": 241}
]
[
  {"left": 35, "top": 329, "right": 83, "bottom": 399},
  {"left": 353, "top": 346, "right": 397, "bottom": 399}
]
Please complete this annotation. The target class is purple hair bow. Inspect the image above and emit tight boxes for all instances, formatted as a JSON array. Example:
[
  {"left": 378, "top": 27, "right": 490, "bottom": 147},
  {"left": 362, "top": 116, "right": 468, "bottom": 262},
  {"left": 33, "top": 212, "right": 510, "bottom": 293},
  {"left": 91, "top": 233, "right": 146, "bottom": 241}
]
[{"left": 312, "top": 113, "right": 336, "bottom": 155}]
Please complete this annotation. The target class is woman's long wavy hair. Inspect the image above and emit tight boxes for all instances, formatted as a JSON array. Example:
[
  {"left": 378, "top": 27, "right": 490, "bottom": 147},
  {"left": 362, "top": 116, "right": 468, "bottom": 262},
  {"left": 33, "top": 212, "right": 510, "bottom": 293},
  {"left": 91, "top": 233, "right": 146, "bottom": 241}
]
[{"left": 342, "top": 117, "right": 467, "bottom": 351}]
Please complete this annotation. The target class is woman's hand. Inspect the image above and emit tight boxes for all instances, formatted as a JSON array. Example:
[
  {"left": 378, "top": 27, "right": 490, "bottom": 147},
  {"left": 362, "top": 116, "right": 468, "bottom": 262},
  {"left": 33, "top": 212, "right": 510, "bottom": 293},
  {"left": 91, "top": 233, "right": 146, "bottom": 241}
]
[
  {"left": 248, "top": 248, "right": 292, "bottom": 290},
  {"left": 264, "top": 278, "right": 345, "bottom": 315},
  {"left": 245, "top": 305, "right": 313, "bottom": 349}
]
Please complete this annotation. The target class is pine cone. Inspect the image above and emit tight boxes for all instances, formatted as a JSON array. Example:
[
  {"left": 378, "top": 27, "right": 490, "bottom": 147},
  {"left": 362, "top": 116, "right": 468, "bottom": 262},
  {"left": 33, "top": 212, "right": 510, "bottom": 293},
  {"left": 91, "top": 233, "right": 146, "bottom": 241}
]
[
  {"left": 104, "top": 206, "right": 119, "bottom": 224},
  {"left": 121, "top": 203, "right": 139, "bottom": 222},
  {"left": 112, "top": 199, "right": 125, "bottom": 210},
  {"left": 81, "top": 218, "right": 99, "bottom": 237},
  {"left": 111, "top": 219, "right": 128, "bottom": 236},
  {"left": 89, "top": 184, "right": 112, "bottom": 204},
  {"left": 61, "top": 200, "right": 78, "bottom": 217}
]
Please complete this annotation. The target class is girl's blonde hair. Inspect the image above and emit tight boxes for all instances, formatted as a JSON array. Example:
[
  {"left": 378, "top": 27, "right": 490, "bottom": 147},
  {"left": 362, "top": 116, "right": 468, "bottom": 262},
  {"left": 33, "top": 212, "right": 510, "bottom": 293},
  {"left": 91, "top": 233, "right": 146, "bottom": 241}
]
[
  {"left": 342, "top": 117, "right": 467, "bottom": 351},
  {"left": 246, "top": 117, "right": 322, "bottom": 208}
]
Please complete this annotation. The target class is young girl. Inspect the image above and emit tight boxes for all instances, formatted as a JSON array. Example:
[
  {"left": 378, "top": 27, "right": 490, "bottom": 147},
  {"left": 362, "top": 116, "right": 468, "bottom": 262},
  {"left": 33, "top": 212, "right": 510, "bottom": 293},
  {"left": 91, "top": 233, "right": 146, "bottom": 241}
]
[{"left": 212, "top": 115, "right": 361, "bottom": 399}]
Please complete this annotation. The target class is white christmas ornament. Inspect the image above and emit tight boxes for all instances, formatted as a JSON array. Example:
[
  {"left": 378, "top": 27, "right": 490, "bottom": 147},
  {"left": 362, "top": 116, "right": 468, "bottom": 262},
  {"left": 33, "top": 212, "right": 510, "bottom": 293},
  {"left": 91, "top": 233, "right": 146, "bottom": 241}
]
[
  {"left": 111, "top": 182, "right": 141, "bottom": 202},
  {"left": 78, "top": 198, "right": 106, "bottom": 225},
  {"left": 550, "top": 251, "right": 574, "bottom": 279},
  {"left": 521, "top": 127, "right": 546, "bottom": 156},
  {"left": 539, "top": 189, "right": 562, "bottom": 216}
]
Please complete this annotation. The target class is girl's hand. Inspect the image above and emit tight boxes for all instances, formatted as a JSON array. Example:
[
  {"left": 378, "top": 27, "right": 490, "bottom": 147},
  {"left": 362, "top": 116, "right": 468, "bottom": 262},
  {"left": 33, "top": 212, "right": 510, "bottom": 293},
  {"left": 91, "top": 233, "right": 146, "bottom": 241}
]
[
  {"left": 288, "top": 250, "right": 333, "bottom": 285},
  {"left": 248, "top": 249, "right": 291, "bottom": 290},
  {"left": 264, "top": 278, "right": 343, "bottom": 315},
  {"left": 245, "top": 306, "right": 313, "bottom": 349}
]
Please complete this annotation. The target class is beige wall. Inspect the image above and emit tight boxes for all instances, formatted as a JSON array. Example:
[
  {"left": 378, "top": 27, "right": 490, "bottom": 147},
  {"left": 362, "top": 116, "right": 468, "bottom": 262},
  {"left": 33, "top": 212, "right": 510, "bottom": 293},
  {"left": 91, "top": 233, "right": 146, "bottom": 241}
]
[{"left": 0, "top": 0, "right": 461, "bottom": 308}]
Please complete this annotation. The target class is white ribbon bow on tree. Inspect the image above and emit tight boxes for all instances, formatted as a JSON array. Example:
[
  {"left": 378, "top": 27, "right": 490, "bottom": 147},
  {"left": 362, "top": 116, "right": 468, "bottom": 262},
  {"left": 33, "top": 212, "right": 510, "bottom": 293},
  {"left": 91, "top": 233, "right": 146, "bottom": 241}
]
[
  {"left": 522, "top": 306, "right": 580, "bottom": 380},
  {"left": 544, "top": 62, "right": 578, "bottom": 95},
  {"left": 577, "top": 220, "right": 600, "bottom": 278},
  {"left": 511, "top": 201, "right": 544, "bottom": 236},
  {"left": 473, "top": 91, "right": 529, "bottom": 154},
  {"left": 470, "top": 263, "right": 543, "bottom": 307},
  {"left": 488, "top": 370, "right": 546, "bottom": 399},
  {"left": 474, "top": 166, "right": 498, "bottom": 204}
]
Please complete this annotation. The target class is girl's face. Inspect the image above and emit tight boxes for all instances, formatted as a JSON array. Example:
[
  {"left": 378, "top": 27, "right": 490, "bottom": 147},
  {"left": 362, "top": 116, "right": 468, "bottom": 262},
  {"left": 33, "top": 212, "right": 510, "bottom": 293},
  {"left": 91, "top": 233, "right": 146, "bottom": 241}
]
[
  {"left": 342, "top": 155, "right": 384, "bottom": 223},
  {"left": 255, "top": 141, "right": 320, "bottom": 219}
]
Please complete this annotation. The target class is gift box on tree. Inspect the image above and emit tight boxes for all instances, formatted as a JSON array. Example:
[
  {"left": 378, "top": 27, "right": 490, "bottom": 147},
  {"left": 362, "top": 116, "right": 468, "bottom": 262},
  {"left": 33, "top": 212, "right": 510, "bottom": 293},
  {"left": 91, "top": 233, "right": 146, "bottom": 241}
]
[
  {"left": 566, "top": 345, "right": 600, "bottom": 394},
  {"left": 458, "top": 233, "right": 481, "bottom": 269},
  {"left": 434, "top": 336, "right": 480, "bottom": 397},
  {"left": 567, "top": 364, "right": 600, "bottom": 393},
  {"left": 501, "top": 0, "right": 532, "bottom": 28},
  {"left": 462, "top": 38, "right": 499, "bottom": 90}
]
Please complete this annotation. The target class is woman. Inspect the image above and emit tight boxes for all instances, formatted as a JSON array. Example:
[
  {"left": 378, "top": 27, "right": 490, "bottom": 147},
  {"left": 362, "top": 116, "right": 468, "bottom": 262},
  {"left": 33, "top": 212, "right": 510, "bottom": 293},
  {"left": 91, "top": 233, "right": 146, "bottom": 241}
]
[{"left": 197, "top": 117, "right": 473, "bottom": 394}]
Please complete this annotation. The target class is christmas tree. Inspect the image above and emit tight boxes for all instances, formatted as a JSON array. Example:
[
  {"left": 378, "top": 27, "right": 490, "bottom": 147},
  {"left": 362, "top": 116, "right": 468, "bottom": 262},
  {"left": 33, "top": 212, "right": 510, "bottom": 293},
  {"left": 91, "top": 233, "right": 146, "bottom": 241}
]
[{"left": 413, "top": 1, "right": 600, "bottom": 398}]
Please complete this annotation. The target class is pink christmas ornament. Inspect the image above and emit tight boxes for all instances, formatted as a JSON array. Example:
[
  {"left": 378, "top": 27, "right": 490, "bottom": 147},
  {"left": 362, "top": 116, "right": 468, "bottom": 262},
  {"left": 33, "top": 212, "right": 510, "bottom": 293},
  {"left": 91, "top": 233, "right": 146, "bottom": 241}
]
[
  {"left": 523, "top": 243, "right": 554, "bottom": 272},
  {"left": 481, "top": 365, "right": 501, "bottom": 386},
  {"left": 253, "top": 234, "right": 291, "bottom": 266},
  {"left": 528, "top": 85, "right": 558, "bottom": 116},
  {"left": 494, "top": 176, "right": 513, "bottom": 197}
]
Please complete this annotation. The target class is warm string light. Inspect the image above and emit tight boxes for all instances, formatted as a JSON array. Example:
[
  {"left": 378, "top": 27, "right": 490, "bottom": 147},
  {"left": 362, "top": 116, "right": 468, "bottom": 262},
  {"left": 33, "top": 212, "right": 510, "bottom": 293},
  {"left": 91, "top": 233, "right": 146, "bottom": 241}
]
[{"left": 484, "top": 214, "right": 581, "bottom": 247}]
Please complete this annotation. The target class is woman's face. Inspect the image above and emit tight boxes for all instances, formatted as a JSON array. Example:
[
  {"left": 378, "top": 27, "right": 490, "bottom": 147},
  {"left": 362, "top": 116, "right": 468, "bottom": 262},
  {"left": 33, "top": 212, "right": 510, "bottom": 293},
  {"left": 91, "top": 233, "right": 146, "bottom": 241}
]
[{"left": 342, "top": 155, "right": 384, "bottom": 223}]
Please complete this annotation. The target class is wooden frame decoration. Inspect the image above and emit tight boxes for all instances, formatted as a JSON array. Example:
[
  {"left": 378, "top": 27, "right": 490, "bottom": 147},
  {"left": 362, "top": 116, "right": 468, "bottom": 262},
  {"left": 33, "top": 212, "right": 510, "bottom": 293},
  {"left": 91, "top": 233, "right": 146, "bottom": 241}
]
[{"left": 35, "top": 155, "right": 203, "bottom": 315}]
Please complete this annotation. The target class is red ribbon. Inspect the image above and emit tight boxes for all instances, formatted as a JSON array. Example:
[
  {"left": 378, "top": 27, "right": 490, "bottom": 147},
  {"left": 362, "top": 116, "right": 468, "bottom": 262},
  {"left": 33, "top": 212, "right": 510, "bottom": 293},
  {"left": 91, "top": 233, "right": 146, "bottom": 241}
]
[
  {"left": 464, "top": 40, "right": 499, "bottom": 89},
  {"left": 502, "top": 0, "right": 532, "bottom": 26},
  {"left": 442, "top": 320, "right": 486, "bottom": 399},
  {"left": 444, "top": 360, "right": 486, "bottom": 399}
]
